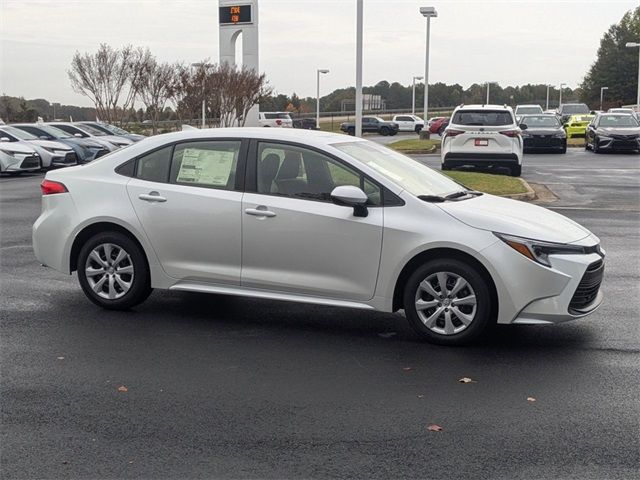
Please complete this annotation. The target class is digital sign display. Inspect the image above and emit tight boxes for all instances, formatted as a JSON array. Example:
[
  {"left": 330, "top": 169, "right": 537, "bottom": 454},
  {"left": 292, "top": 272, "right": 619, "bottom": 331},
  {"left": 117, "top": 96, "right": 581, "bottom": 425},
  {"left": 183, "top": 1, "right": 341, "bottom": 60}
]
[{"left": 219, "top": 5, "right": 252, "bottom": 25}]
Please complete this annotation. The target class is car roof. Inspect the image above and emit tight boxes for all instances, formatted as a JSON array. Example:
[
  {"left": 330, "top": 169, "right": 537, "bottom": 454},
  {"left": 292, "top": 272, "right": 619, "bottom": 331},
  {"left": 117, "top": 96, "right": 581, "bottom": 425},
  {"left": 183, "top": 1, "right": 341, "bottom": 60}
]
[
  {"left": 516, "top": 104, "right": 542, "bottom": 108},
  {"left": 455, "top": 104, "right": 513, "bottom": 111}
]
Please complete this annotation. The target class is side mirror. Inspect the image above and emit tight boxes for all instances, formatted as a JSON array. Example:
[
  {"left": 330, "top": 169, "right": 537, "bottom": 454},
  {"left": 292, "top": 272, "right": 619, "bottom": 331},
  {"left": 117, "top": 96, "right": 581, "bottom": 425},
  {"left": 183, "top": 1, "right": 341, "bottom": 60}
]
[
  {"left": 0, "top": 137, "right": 11, "bottom": 142},
  {"left": 519, "top": 124, "right": 528, "bottom": 130},
  {"left": 74, "top": 133, "right": 83, "bottom": 138},
  {"left": 39, "top": 136, "right": 49, "bottom": 140},
  {"left": 330, "top": 185, "right": 369, "bottom": 217}
]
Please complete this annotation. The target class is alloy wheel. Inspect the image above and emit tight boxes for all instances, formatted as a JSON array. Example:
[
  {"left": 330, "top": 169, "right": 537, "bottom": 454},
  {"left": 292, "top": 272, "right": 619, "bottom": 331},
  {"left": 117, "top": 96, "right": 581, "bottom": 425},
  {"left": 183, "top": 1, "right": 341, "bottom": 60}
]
[
  {"left": 84, "top": 243, "right": 134, "bottom": 300},
  {"left": 414, "top": 271, "right": 477, "bottom": 335}
]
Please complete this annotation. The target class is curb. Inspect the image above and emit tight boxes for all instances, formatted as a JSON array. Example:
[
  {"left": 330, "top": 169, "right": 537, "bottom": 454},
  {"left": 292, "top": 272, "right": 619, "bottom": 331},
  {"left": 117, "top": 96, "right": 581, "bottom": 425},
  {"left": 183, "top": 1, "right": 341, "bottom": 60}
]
[
  {"left": 499, "top": 178, "right": 536, "bottom": 201},
  {"left": 395, "top": 145, "right": 438, "bottom": 155}
]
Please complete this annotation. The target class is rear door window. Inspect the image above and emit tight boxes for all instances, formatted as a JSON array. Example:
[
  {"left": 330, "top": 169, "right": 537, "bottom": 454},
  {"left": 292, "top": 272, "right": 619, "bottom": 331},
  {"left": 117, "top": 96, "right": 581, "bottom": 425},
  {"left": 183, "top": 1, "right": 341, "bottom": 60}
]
[
  {"left": 169, "top": 141, "right": 242, "bottom": 190},
  {"left": 452, "top": 110, "right": 514, "bottom": 126}
]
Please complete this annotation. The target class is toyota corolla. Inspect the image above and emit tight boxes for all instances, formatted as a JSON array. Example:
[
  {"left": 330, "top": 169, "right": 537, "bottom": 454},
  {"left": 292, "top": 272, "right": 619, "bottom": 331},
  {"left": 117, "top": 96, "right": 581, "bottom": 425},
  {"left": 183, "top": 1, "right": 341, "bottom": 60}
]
[{"left": 33, "top": 128, "right": 605, "bottom": 345}]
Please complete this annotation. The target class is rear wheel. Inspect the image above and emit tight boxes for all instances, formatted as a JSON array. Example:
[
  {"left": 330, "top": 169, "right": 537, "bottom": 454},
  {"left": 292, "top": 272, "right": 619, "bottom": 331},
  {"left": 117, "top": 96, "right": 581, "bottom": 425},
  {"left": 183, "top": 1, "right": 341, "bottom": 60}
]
[
  {"left": 403, "top": 259, "right": 493, "bottom": 345},
  {"left": 77, "top": 231, "right": 152, "bottom": 310},
  {"left": 510, "top": 164, "right": 522, "bottom": 176},
  {"left": 441, "top": 162, "right": 451, "bottom": 171}
]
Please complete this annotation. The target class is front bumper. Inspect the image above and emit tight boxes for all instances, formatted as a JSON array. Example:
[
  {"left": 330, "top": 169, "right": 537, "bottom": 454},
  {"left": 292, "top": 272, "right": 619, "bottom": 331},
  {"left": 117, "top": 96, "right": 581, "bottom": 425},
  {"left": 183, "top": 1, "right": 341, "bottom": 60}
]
[
  {"left": 596, "top": 136, "right": 640, "bottom": 151},
  {"left": 443, "top": 152, "right": 520, "bottom": 168},
  {"left": 50, "top": 152, "right": 79, "bottom": 167},
  {"left": 2, "top": 154, "right": 42, "bottom": 172},
  {"left": 523, "top": 136, "right": 566, "bottom": 150}
]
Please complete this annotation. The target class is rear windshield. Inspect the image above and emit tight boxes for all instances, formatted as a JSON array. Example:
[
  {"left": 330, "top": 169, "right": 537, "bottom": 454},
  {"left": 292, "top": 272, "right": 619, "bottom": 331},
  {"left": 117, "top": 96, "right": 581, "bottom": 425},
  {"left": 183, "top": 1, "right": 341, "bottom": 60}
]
[
  {"left": 520, "top": 116, "right": 560, "bottom": 128},
  {"left": 452, "top": 110, "right": 513, "bottom": 126},
  {"left": 264, "top": 113, "right": 291, "bottom": 119},
  {"left": 598, "top": 115, "right": 639, "bottom": 127},
  {"left": 516, "top": 106, "right": 543, "bottom": 115},
  {"left": 561, "top": 104, "right": 589, "bottom": 114}
]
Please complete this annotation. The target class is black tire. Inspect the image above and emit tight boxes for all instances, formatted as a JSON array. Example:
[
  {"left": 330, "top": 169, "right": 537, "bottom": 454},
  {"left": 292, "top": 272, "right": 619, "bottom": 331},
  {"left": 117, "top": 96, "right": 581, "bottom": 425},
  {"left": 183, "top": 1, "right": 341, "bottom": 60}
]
[
  {"left": 441, "top": 162, "right": 451, "bottom": 171},
  {"left": 593, "top": 137, "right": 600, "bottom": 154},
  {"left": 403, "top": 259, "right": 493, "bottom": 345},
  {"left": 560, "top": 142, "right": 567, "bottom": 154},
  {"left": 77, "top": 231, "right": 152, "bottom": 310},
  {"left": 389, "top": 130, "right": 398, "bottom": 136},
  {"left": 379, "top": 126, "right": 390, "bottom": 136},
  {"left": 415, "top": 126, "right": 423, "bottom": 134},
  {"left": 584, "top": 140, "right": 591, "bottom": 151},
  {"left": 347, "top": 127, "right": 355, "bottom": 136},
  {"left": 510, "top": 164, "right": 522, "bottom": 176}
]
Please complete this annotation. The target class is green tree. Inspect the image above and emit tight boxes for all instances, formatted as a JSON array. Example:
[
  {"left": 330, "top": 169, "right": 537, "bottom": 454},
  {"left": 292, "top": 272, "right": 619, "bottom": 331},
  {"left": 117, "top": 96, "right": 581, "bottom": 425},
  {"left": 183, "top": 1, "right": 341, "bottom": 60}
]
[{"left": 580, "top": 6, "right": 640, "bottom": 108}]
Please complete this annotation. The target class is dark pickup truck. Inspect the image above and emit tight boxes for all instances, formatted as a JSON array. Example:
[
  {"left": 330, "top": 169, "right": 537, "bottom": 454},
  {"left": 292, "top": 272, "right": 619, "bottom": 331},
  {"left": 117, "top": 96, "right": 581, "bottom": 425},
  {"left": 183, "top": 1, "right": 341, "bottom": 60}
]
[{"left": 340, "top": 116, "right": 399, "bottom": 136}]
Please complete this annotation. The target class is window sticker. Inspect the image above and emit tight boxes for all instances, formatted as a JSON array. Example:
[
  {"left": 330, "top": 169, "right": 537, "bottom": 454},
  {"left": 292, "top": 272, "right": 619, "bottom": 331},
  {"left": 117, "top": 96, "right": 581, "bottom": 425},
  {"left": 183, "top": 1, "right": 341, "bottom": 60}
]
[{"left": 176, "top": 148, "right": 235, "bottom": 186}]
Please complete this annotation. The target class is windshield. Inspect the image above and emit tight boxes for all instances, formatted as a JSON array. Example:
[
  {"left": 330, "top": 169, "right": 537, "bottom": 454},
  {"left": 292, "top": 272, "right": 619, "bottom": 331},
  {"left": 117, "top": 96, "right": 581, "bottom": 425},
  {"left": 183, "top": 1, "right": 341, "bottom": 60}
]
[
  {"left": 1, "top": 126, "right": 38, "bottom": 140},
  {"left": 332, "top": 141, "right": 463, "bottom": 197},
  {"left": 76, "top": 123, "right": 107, "bottom": 136},
  {"left": 102, "top": 124, "right": 130, "bottom": 135},
  {"left": 598, "top": 115, "right": 639, "bottom": 127},
  {"left": 517, "top": 106, "right": 543, "bottom": 115},
  {"left": 561, "top": 104, "right": 590, "bottom": 114},
  {"left": 521, "top": 115, "right": 560, "bottom": 128},
  {"left": 452, "top": 110, "right": 513, "bottom": 126}
]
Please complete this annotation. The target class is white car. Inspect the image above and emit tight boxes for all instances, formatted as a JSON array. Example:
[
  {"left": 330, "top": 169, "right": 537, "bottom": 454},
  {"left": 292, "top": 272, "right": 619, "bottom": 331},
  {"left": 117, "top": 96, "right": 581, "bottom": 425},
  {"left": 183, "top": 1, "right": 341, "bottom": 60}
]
[
  {"left": 0, "top": 141, "right": 41, "bottom": 174},
  {"left": 392, "top": 115, "right": 425, "bottom": 133},
  {"left": 514, "top": 104, "right": 544, "bottom": 118},
  {"left": 46, "top": 122, "right": 133, "bottom": 150},
  {"left": 0, "top": 126, "right": 77, "bottom": 168},
  {"left": 258, "top": 112, "right": 293, "bottom": 128},
  {"left": 441, "top": 104, "right": 524, "bottom": 177},
  {"left": 33, "top": 128, "right": 604, "bottom": 346}
]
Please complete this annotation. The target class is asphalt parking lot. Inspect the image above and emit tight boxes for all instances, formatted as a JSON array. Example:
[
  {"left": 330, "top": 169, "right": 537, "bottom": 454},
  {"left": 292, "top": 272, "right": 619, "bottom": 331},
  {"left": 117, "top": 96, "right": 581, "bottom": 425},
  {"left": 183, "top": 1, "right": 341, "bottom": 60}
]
[{"left": 1, "top": 148, "right": 639, "bottom": 479}]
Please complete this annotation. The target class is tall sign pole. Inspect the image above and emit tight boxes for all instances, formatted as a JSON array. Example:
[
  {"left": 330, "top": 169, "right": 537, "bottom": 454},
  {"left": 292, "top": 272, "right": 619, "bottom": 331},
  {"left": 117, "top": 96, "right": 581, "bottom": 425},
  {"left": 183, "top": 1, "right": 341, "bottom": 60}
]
[{"left": 355, "top": 0, "right": 363, "bottom": 137}]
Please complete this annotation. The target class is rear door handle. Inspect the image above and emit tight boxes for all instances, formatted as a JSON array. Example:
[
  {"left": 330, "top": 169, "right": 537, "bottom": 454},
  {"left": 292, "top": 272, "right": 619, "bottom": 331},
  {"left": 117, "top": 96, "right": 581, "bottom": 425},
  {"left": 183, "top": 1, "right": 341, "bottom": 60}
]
[
  {"left": 245, "top": 207, "right": 276, "bottom": 218},
  {"left": 138, "top": 192, "right": 167, "bottom": 203}
]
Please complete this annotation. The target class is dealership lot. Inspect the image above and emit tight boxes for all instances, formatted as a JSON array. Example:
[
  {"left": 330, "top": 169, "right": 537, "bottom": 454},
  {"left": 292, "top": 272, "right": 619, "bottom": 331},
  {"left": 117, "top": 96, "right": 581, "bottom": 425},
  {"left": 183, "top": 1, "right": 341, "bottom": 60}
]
[{"left": 1, "top": 150, "right": 639, "bottom": 479}]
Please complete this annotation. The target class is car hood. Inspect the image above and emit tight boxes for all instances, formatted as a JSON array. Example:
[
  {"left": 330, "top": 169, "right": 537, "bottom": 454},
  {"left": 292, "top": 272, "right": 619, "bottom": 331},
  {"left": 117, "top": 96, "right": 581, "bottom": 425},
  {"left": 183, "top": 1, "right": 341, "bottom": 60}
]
[
  {"left": 437, "top": 194, "right": 591, "bottom": 244},
  {"left": 0, "top": 141, "right": 37, "bottom": 154},
  {"left": 99, "top": 135, "right": 133, "bottom": 145},
  {"left": 597, "top": 127, "right": 640, "bottom": 135},
  {"left": 28, "top": 139, "right": 72, "bottom": 150},
  {"left": 71, "top": 138, "right": 105, "bottom": 148}
]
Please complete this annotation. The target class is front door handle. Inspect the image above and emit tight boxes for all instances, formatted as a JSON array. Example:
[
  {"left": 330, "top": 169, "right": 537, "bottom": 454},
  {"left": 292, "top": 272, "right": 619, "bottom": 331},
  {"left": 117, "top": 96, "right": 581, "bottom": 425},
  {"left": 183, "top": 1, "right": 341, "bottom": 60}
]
[
  {"left": 245, "top": 207, "right": 276, "bottom": 218},
  {"left": 139, "top": 191, "right": 167, "bottom": 203}
]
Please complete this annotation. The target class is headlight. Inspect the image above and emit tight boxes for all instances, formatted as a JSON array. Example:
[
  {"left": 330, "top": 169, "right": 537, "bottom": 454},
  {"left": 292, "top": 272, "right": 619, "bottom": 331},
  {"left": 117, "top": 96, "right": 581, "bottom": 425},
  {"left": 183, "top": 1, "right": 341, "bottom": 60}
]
[
  {"left": 494, "top": 233, "right": 601, "bottom": 267},
  {"left": 553, "top": 133, "right": 566, "bottom": 138}
]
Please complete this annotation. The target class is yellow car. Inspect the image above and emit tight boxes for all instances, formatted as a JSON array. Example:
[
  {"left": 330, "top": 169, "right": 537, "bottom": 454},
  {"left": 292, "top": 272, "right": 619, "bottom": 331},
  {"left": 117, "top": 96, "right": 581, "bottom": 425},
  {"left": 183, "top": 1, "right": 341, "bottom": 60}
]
[{"left": 564, "top": 115, "right": 594, "bottom": 138}]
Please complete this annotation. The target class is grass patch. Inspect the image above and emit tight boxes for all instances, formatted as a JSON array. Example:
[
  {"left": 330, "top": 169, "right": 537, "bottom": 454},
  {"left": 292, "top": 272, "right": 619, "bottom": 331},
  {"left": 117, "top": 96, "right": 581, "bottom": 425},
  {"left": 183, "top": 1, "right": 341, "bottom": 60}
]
[
  {"left": 388, "top": 138, "right": 441, "bottom": 153},
  {"left": 567, "top": 137, "right": 585, "bottom": 147},
  {"left": 442, "top": 171, "right": 528, "bottom": 196}
]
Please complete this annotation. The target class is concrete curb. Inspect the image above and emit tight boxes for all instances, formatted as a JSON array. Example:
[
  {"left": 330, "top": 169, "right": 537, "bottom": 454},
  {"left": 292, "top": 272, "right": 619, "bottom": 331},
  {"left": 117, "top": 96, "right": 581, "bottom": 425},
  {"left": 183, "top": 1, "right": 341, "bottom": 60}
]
[
  {"left": 395, "top": 145, "right": 438, "bottom": 155},
  {"left": 499, "top": 178, "right": 536, "bottom": 201}
]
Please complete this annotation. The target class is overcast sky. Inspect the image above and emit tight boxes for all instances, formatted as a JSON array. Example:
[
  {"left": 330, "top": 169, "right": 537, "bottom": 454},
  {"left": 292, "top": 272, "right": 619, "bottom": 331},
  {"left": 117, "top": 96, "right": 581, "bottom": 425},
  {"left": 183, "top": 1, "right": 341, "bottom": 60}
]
[{"left": 1, "top": 0, "right": 637, "bottom": 106}]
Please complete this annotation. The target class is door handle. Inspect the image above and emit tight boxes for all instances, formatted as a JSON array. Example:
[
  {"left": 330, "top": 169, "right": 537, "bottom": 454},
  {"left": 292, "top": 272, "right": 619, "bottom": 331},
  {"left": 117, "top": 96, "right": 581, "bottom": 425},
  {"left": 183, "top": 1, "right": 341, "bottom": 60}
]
[
  {"left": 245, "top": 207, "right": 276, "bottom": 218},
  {"left": 138, "top": 192, "right": 167, "bottom": 203}
]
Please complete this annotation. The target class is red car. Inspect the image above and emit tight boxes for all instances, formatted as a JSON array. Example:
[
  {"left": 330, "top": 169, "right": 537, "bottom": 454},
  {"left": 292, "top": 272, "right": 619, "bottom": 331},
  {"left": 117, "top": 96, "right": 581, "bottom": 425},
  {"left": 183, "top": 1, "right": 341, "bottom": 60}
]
[{"left": 429, "top": 117, "right": 450, "bottom": 134}]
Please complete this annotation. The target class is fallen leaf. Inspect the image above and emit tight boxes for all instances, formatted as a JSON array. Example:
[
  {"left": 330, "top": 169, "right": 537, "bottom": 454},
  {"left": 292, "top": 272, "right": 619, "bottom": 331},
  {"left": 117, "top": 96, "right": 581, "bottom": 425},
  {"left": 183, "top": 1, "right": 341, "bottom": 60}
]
[
  {"left": 527, "top": 397, "right": 536, "bottom": 402},
  {"left": 403, "top": 367, "right": 412, "bottom": 371},
  {"left": 417, "top": 395, "right": 425, "bottom": 399},
  {"left": 458, "top": 377, "right": 476, "bottom": 383},
  {"left": 117, "top": 386, "right": 128, "bottom": 393},
  {"left": 427, "top": 424, "right": 443, "bottom": 432},
  {"left": 57, "top": 356, "right": 65, "bottom": 360},
  {"left": 128, "top": 461, "right": 134, "bottom": 464},
  {"left": 378, "top": 332, "right": 397, "bottom": 338}
]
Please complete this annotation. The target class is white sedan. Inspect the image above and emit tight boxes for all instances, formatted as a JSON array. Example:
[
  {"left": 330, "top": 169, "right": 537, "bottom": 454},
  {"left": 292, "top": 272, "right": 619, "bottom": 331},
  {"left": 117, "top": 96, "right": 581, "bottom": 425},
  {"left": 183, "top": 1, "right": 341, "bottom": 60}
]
[
  {"left": 33, "top": 128, "right": 604, "bottom": 345},
  {"left": 392, "top": 115, "right": 425, "bottom": 133}
]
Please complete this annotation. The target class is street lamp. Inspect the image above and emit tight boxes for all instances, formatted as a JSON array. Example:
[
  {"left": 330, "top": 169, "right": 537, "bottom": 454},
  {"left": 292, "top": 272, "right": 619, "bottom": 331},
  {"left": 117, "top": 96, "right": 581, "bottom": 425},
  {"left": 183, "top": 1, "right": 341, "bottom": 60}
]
[
  {"left": 559, "top": 83, "right": 567, "bottom": 109},
  {"left": 412, "top": 76, "right": 423, "bottom": 116},
  {"left": 191, "top": 62, "right": 208, "bottom": 128},
  {"left": 485, "top": 81, "right": 496, "bottom": 104},
  {"left": 600, "top": 86, "right": 608, "bottom": 111},
  {"left": 355, "top": 0, "right": 363, "bottom": 137},
  {"left": 316, "top": 69, "right": 330, "bottom": 129},
  {"left": 626, "top": 42, "right": 640, "bottom": 111},
  {"left": 420, "top": 6, "right": 437, "bottom": 129}
]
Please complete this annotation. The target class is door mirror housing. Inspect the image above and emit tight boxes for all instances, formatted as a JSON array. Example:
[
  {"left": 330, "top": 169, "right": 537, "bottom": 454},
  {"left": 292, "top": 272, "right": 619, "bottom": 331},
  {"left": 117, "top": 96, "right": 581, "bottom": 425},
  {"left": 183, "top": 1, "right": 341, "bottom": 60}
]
[
  {"left": 74, "top": 133, "right": 83, "bottom": 138},
  {"left": 330, "top": 185, "right": 369, "bottom": 217},
  {"left": 519, "top": 124, "right": 528, "bottom": 130},
  {"left": 0, "top": 137, "right": 11, "bottom": 142}
]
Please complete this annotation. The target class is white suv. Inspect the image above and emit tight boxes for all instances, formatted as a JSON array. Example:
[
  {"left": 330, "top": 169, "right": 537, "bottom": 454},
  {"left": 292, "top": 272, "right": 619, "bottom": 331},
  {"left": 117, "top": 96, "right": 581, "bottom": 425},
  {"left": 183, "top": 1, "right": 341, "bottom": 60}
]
[
  {"left": 258, "top": 112, "right": 293, "bottom": 128},
  {"left": 441, "top": 105, "right": 524, "bottom": 177},
  {"left": 391, "top": 114, "right": 425, "bottom": 133}
]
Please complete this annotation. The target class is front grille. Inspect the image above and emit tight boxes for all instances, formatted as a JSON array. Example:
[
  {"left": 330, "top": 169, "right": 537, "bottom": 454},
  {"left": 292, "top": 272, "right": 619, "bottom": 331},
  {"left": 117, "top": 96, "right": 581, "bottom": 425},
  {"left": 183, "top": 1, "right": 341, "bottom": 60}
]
[
  {"left": 64, "top": 152, "right": 78, "bottom": 164},
  {"left": 524, "top": 137, "right": 564, "bottom": 147},
  {"left": 611, "top": 140, "right": 638, "bottom": 150},
  {"left": 20, "top": 155, "right": 41, "bottom": 169},
  {"left": 569, "top": 260, "right": 604, "bottom": 313}
]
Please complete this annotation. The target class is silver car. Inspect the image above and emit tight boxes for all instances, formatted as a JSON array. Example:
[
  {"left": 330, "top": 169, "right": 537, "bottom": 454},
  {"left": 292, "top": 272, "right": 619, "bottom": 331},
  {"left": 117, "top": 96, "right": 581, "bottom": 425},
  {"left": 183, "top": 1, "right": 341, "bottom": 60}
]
[
  {"left": 0, "top": 126, "right": 77, "bottom": 168},
  {"left": 0, "top": 141, "right": 41, "bottom": 174}
]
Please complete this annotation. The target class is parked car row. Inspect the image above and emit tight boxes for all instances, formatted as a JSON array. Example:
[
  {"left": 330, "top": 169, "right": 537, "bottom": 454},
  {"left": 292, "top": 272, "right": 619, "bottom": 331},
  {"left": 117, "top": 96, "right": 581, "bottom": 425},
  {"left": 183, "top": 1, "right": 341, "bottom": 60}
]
[{"left": 0, "top": 121, "right": 144, "bottom": 175}]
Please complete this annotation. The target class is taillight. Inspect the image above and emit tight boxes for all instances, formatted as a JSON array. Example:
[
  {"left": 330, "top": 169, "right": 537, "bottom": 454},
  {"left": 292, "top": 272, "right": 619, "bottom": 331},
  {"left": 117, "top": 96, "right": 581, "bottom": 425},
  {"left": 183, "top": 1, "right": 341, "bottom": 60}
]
[
  {"left": 276, "top": 119, "right": 282, "bottom": 125},
  {"left": 445, "top": 129, "right": 464, "bottom": 137},
  {"left": 499, "top": 130, "right": 521, "bottom": 138},
  {"left": 41, "top": 179, "right": 68, "bottom": 195}
]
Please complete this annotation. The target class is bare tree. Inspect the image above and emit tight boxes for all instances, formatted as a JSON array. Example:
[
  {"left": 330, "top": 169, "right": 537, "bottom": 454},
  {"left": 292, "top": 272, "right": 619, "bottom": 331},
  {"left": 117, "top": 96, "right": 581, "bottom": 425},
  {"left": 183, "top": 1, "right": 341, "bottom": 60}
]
[
  {"left": 138, "top": 57, "right": 177, "bottom": 134},
  {"left": 68, "top": 44, "right": 150, "bottom": 125}
]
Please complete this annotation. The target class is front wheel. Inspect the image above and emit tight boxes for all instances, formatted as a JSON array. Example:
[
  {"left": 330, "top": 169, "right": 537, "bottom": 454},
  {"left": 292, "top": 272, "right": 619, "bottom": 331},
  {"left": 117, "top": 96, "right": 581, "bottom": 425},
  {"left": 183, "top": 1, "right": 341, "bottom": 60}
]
[
  {"left": 379, "top": 126, "right": 390, "bottom": 136},
  {"left": 77, "top": 231, "right": 152, "bottom": 310},
  {"left": 593, "top": 138, "right": 600, "bottom": 154},
  {"left": 403, "top": 259, "right": 493, "bottom": 345},
  {"left": 347, "top": 127, "right": 355, "bottom": 136}
]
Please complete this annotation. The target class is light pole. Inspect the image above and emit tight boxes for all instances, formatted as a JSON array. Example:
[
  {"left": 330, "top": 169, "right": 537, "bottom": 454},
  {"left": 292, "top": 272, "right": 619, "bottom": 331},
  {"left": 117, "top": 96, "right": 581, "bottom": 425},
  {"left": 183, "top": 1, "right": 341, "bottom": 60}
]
[
  {"left": 559, "top": 83, "right": 566, "bottom": 109},
  {"left": 412, "top": 76, "right": 423, "bottom": 116},
  {"left": 355, "top": 0, "right": 363, "bottom": 137},
  {"left": 626, "top": 42, "right": 640, "bottom": 110},
  {"left": 546, "top": 85, "right": 551, "bottom": 111},
  {"left": 485, "top": 81, "right": 496, "bottom": 104},
  {"left": 420, "top": 6, "right": 437, "bottom": 128},
  {"left": 191, "top": 62, "right": 207, "bottom": 128},
  {"left": 316, "top": 69, "right": 330, "bottom": 129},
  {"left": 600, "top": 86, "right": 608, "bottom": 111}
]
